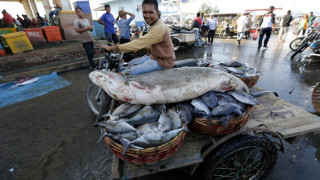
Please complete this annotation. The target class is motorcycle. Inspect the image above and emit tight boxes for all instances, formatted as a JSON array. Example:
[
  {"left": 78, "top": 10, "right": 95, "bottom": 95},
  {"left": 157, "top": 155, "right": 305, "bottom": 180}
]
[
  {"left": 291, "top": 29, "right": 320, "bottom": 58},
  {"left": 219, "top": 23, "right": 237, "bottom": 39},
  {"left": 310, "top": 39, "right": 320, "bottom": 54}
]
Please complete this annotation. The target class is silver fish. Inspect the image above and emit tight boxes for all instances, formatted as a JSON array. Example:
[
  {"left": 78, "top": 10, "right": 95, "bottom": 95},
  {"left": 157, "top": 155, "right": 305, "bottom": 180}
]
[
  {"left": 136, "top": 122, "right": 159, "bottom": 136},
  {"left": 251, "top": 91, "right": 278, "bottom": 97},
  {"left": 191, "top": 98, "right": 211, "bottom": 119},
  {"left": 211, "top": 103, "right": 244, "bottom": 117},
  {"left": 97, "top": 127, "right": 108, "bottom": 143},
  {"left": 9, "top": 77, "right": 39, "bottom": 89},
  {"left": 167, "top": 108, "right": 182, "bottom": 130},
  {"left": 158, "top": 111, "right": 173, "bottom": 132},
  {"left": 216, "top": 93, "right": 237, "bottom": 105},
  {"left": 176, "top": 103, "right": 193, "bottom": 124},
  {"left": 201, "top": 91, "right": 218, "bottom": 109},
  {"left": 97, "top": 120, "right": 136, "bottom": 134},
  {"left": 112, "top": 103, "right": 133, "bottom": 116},
  {"left": 114, "top": 104, "right": 143, "bottom": 118},
  {"left": 127, "top": 106, "right": 160, "bottom": 125},
  {"left": 89, "top": 67, "right": 249, "bottom": 105},
  {"left": 227, "top": 90, "right": 259, "bottom": 105}
]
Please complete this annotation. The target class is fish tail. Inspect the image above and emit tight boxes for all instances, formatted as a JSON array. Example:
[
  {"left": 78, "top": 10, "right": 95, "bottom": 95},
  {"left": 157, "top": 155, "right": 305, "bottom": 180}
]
[
  {"left": 97, "top": 127, "right": 108, "bottom": 143},
  {"left": 183, "top": 124, "right": 191, "bottom": 132},
  {"left": 120, "top": 138, "right": 132, "bottom": 155}
]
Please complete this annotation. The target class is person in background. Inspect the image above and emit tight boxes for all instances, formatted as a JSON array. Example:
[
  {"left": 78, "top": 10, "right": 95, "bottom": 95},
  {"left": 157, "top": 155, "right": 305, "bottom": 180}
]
[
  {"left": 207, "top": 13, "right": 217, "bottom": 45},
  {"left": 98, "top": 4, "right": 119, "bottom": 46},
  {"left": 100, "top": 0, "right": 175, "bottom": 75},
  {"left": 14, "top": 18, "right": 22, "bottom": 31},
  {"left": 306, "top": 12, "right": 315, "bottom": 34},
  {"left": 31, "top": 17, "right": 37, "bottom": 27},
  {"left": 278, "top": 10, "right": 292, "bottom": 42},
  {"left": 49, "top": 0, "right": 62, "bottom": 26},
  {"left": 2, "top": 10, "right": 15, "bottom": 28},
  {"left": 37, "top": 13, "right": 44, "bottom": 27},
  {"left": 116, "top": 10, "right": 135, "bottom": 62},
  {"left": 116, "top": 10, "right": 135, "bottom": 44},
  {"left": 16, "top": 15, "right": 24, "bottom": 28},
  {"left": 192, "top": 12, "right": 202, "bottom": 47},
  {"left": 22, "top": 14, "right": 31, "bottom": 28},
  {"left": 257, "top": 6, "right": 276, "bottom": 49},
  {"left": 245, "top": 14, "right": 252, "bottom": 38},
  {"left": 297, "top": 14, "right": 308, "bottom": 36},
  {"left": 236, "top": 12, "right": 248, "bottom": 45},
  {"left": 74, "top": 7, "right": 95, "bottom": 70},
  {"left": 43, "top": 15, "right": 49, "bottom": 26}
]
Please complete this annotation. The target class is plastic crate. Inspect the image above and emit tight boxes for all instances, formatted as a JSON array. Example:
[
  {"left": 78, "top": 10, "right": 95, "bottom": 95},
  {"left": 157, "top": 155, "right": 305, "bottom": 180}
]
[
  {"left": 24, "top": 28, "right": 46, "bottom": 44},
  {"left": 0, "top": 28, "right": 17, "bottom": 33},
  {"left": 43, "top": 26, "right": 62, "bottom": 42},
  {"left": 73, "top": 1, "right": 91, "bottom": 14},
  {"left": 2, "top": 32, "right": 33, "bottom": 53}
]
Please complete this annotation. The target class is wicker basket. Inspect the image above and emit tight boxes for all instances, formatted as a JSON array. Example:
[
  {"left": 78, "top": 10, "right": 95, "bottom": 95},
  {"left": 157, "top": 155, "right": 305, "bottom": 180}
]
[
  {"left": 238, "top": 75, "right": 259, "bottom": 88},
  {"left": 190, "top": 106, "right": 254, "bottom": 135},
  {"left": 312, "top": 83, "right": 320, "bottom": 113},
  {"left": 103, "top": 127, "right": 187, "bottom": 165}
]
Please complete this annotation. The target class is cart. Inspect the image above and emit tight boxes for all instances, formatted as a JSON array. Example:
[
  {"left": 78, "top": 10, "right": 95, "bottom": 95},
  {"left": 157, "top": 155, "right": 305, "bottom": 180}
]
[{"left": 110, "top": 88, "right": 320, "bottom": 179}]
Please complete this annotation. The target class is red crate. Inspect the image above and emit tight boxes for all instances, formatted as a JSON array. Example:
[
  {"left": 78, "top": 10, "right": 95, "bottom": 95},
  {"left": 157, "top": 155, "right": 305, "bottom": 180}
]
[
  {"left": 43, "top": 26, "right": 62, "bottom": 42},
  {"left": 24, "top": 28, "right": 46, "bottom": 44}
]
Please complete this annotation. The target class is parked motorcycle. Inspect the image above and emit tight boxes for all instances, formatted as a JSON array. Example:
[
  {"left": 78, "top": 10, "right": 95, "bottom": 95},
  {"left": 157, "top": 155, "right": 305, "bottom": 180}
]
[
  {"left": 291, "top": 29, "right": 320, "bottom": 58},
  {"left": 219, "top": 23, "right": 237, "bottom": 39}
]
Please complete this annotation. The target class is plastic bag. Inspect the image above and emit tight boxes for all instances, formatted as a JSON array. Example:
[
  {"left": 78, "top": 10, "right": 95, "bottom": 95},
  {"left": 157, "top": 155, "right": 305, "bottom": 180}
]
[{"left": 252, "top": 31, "right": 258, "bottom": 40}]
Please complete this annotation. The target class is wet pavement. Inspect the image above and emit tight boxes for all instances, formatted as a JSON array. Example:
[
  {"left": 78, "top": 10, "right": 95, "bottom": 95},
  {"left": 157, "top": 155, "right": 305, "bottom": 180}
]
[{"left": 1, "top": 32, "right": 320, "bottom": 180}]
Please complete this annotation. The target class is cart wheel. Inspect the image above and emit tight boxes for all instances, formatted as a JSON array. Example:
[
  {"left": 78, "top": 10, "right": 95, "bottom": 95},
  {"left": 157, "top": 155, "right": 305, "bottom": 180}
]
[
  {"left": 201, "top": 134, "right": 277, "bottom": 180},
  {"left": 172, "top": 37, "right": 181, "bottom": 51}
]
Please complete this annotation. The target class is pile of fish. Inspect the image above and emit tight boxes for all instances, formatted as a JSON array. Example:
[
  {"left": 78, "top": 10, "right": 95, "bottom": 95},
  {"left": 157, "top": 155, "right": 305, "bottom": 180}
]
[
  {"left": 198, "top": 58, "right": 260, "bottom": 78},
  {"left": 188, "top": 89, "right": 259, "bottom": 128},
  {"left": 97, "top": 103, "right": 190, "bottom": 155}
]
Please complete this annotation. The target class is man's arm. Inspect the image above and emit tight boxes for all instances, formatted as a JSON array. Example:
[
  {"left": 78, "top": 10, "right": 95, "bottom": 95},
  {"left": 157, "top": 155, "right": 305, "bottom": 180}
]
[
  {"left": 97, "top": 17, "right": 105, "bottom": 25},
  {"left": 101, "top": 21, "right": 166, "bottom": 52}
]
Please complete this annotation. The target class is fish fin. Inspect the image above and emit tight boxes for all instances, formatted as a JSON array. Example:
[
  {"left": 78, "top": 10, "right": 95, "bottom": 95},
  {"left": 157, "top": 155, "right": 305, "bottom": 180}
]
[
  {"left": 97, "top": 127, "right": 108, "bottom": 143},
  {"left": 183, "top": 124, "right": 191, "bottom": 132},
  {"left": 120, "top": 137, "right": 131, "bottom": 156},
  {"left": 220, "top": 116, "right": 229, "bottom": 128}
]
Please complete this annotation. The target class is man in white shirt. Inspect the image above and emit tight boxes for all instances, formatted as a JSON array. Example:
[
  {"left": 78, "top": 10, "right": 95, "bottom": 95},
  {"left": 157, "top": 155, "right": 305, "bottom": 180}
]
[
  {"left": 207, "top": 13, "right": 217, "bottom": 45},
  {"left": 257, "top": 6, "right": 276, "bottom": 49},
  {"left": 236, "top": 13, "right": 248, "bottom": 45}
]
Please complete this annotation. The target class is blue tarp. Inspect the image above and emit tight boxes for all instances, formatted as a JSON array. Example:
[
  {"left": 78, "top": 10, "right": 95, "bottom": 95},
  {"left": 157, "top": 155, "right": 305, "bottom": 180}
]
[{"left": 0, "top": 72, "right": 71, "bottom": 109}]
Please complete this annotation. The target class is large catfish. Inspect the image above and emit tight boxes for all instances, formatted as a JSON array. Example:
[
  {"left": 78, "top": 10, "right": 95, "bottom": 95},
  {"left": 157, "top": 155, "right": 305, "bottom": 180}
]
[{"left": 89, "top": 67, "right": 249, "bottom": 105}]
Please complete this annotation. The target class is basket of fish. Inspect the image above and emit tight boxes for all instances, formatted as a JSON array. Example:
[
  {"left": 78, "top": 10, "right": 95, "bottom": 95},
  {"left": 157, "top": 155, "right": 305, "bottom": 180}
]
[
  {"left": 189, "top": 90, "right": 257, "bottom": 135},
  {"left": 201, "top": 58, "right": 260, "bottom": 88},
  {"left": 312, "top": 82, "right": 320, "bottom": 113},
  {"left": 97, "top": 104, "right": 188, "bottom": 165}
]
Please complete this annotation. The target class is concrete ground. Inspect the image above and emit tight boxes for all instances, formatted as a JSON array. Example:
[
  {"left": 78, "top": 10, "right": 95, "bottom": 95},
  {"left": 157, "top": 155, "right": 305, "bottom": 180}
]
[{"left": 0, "top": 32, "right": 320, "bottom": 180}]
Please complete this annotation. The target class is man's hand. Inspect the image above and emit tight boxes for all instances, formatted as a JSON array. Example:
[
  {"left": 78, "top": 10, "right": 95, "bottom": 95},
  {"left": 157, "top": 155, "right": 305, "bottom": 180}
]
[
  {"left": 100, "top": 44, "right": 117, "bottom": 52},
  {"left": 87, "top": 26, "right": 93, "bottom": 31}
]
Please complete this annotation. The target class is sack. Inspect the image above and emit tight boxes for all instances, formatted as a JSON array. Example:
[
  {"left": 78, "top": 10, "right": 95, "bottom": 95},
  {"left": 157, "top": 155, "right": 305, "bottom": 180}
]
[{"left": 252, "top": 31, "right": 258, "bottom": 40}]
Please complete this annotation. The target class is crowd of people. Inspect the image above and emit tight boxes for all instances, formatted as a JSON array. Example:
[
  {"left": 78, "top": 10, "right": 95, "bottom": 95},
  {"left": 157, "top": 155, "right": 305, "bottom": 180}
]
[{"left": 0, "top": 9, "right": 49, "bottom": 31}]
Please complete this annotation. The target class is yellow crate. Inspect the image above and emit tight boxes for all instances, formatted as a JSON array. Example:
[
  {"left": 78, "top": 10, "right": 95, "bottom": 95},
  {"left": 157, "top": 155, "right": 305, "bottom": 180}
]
[
  {"left": 0, "top": 28, "right": 17, "bottom": 33},
  {"left": 2, "top": 32, "right": 33, "bottom": 53}
]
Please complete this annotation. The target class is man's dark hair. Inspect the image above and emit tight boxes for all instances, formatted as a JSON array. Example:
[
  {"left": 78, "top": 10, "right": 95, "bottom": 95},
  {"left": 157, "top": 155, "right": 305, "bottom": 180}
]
[
  {"left": 287, "top": 10, "right": 291, "bottom": 15},
  {"left": 310, "top": 12, "right": 313, "bottom": 14},
  {"left": 197, "top": 12, "right": 200, "bottom": 17},
  {"left": 142, "top": 0, "right": 158, "bottom": 11},
  {"left": 105, "top": 4, "right": 110, "bottom": 9},
  {"left": 75, "top": 7, "right": 83, "bottom": 12}
]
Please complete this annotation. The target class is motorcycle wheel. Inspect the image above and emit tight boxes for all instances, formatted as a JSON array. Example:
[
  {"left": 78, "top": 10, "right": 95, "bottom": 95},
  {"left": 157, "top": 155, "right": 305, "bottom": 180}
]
[
  {"left": 290, "top": 37, "right": 305, "bottom": 51},
  {"left": 219, "top": 30, "right": 227, "bottom": 39},
  {"left": 291, "top": 41, "right": 309, "bottom": 58},
  {"left": 172, "top": 37, "right": 181, "bottom": 51},
  {"left": 86, "top": 82, "right": 112, "bottom": 117}
]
